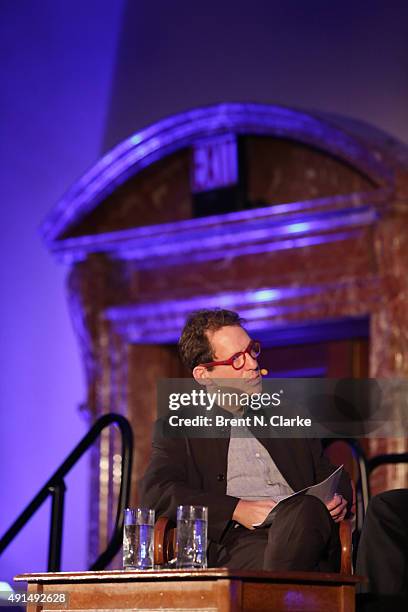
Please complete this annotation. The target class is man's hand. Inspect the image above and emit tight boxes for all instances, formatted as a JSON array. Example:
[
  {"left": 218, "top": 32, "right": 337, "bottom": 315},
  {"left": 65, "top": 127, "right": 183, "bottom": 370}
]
[
  {"left": 326, "top": 493, "right": 347, "bottom": 523},
  {"left": 232, "top": 499, "right": 277, "bottom": 530}
]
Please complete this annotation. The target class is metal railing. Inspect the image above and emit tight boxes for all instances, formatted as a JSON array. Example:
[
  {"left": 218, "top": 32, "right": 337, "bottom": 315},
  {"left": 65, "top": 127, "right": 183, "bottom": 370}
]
[
  {"left": 367, "top": 452, "right": 408, "bottom": 476},
  {"left": 0, "top": 413, "right": 133, "bottom": 572}
]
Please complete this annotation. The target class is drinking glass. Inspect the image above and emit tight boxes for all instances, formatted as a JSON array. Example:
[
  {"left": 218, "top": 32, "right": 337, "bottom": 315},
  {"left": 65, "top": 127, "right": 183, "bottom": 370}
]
[
  {"left": 123, "top": 507, "right": 155, "bottom": 570},
  {"left": 176, "top": 505, "right": 208, "bottom": 569}
]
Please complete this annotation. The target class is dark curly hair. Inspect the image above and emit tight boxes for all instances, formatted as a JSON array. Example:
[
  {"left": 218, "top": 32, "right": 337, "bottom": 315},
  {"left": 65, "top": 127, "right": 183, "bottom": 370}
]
[{"left": 179, "top": 308, "right": 244, "bottom": 371}]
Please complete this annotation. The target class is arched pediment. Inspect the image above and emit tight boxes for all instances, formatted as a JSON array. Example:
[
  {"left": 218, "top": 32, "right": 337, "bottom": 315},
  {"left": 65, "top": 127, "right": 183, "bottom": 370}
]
[{"left": 41, "top": 102, "right": 400, "bottom": 248}]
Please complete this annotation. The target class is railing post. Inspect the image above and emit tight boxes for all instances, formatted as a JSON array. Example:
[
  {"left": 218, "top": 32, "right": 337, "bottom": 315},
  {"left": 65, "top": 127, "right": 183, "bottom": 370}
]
[{"left": 47, "top": 480, "right": 66, "bottom": 572}]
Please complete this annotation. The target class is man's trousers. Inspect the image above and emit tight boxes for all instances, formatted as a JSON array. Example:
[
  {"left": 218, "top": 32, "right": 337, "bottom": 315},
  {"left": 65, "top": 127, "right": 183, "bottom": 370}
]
[
  {"left": 217, "top": 495, "right": 341, "bottom": 572},
  {"left": 356, "top": 489, "right": 408, "bottom": 595}
]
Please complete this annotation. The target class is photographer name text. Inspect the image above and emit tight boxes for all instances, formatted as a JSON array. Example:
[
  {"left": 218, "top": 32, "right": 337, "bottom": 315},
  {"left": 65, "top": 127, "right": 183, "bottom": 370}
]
[{"left": 167, "top": 414, "right": 312, "bottom": 428}]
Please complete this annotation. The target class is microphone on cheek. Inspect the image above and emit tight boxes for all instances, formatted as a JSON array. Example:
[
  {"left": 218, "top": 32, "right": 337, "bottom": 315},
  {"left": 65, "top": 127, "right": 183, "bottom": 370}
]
[{"left": 260, "top": 368, "right": 268, "bottom": 376}]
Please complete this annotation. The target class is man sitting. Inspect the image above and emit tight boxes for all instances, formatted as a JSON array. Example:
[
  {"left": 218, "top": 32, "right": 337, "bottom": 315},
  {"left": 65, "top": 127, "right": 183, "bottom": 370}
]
[{"left": 140, "top": 308, "right": 352, "bottom": 570}]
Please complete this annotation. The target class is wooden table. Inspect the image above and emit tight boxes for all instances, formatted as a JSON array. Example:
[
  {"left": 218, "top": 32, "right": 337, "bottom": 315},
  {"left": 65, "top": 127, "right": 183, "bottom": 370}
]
[{"left": 15, "top": 568, "right": 360, "bottom": 611}]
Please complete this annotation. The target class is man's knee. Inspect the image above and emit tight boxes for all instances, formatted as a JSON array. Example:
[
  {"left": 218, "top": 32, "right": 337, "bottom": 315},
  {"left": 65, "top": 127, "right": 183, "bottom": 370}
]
[
  {"left": 296, "top": 495, "right": 331, "bottom": 519},
  {"left": 277, "top": 495, "right": 332, "bottom": 530},
  {"left": 366, "top": 489, "right": 408, "bottom": 527},
  {"left": 366, "top": 491, "right": 387, "bottom": 521}
]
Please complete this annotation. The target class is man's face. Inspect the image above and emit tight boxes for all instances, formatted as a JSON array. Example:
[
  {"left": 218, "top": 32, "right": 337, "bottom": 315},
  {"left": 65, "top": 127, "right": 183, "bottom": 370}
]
[{"left": 198, "top": 325, "right": 261, "bottom": 393}]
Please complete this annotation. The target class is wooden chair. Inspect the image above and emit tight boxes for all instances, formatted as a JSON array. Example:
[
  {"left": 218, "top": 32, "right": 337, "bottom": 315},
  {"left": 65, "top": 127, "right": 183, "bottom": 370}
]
[
  {"left": 323, "top": 438, "right": 371, "bottom": 569},
  {"left": 154, "top": 516, "right": 177, "bottom": 567}
]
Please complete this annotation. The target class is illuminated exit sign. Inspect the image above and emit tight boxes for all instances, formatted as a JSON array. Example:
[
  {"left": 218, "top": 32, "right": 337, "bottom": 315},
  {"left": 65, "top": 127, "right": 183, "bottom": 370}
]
[{"left": 191, "top": 134, "right": 238, "bottom": 193}]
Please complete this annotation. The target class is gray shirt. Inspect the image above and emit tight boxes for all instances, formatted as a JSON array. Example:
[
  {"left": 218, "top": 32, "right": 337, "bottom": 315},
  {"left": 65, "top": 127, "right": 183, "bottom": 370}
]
[{"left": 226, "top": 426, "right": 294, "bottom": 501}]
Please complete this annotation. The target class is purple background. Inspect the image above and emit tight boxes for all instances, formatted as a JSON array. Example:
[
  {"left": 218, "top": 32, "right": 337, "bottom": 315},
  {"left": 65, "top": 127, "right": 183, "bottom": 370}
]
[{"left": 1, "top": 0, "right": 408, "bottom": 584}]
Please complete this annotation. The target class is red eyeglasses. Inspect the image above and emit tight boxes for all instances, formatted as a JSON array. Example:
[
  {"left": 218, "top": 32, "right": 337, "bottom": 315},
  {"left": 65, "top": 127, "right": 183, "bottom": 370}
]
[{"left": 199, "top": 340, "right": 261, "bottom": 371}]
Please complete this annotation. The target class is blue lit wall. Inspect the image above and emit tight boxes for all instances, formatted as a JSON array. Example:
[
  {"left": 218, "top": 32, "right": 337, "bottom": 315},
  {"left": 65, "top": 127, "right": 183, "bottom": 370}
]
[
  {"left": 0, "top": 0, "right": 125, "bottom": 584},
  {"left": 1, "top": 0, "right": 407, "bottom": 586},
  {"left": 103, "top": 0, "right": 408, "bottom": 149}
]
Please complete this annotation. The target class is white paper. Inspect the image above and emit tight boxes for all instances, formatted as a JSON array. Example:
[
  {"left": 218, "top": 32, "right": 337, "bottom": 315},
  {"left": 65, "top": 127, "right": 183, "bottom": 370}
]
[{"left": 252, "top": 465, "right": 344, "bottom": 528}]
